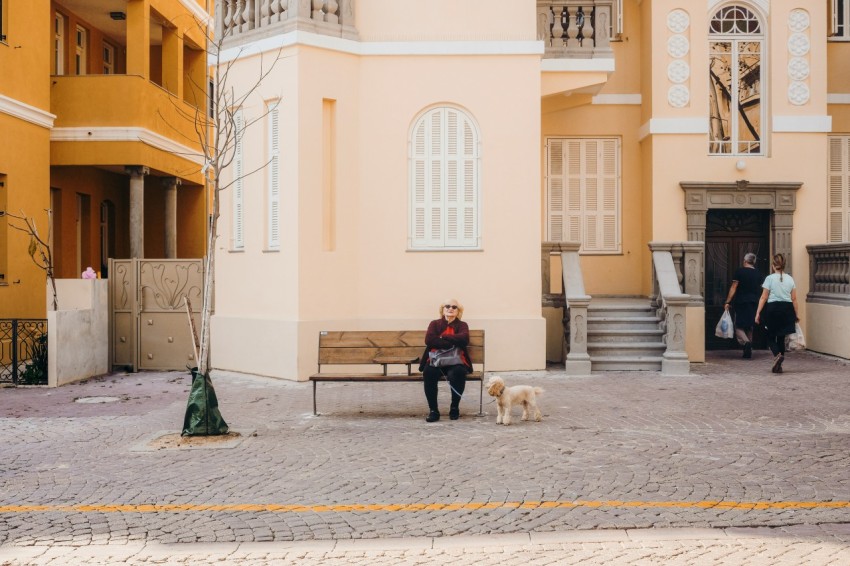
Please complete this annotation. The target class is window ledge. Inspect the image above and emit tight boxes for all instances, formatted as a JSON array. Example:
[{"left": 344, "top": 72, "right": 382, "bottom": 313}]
[{"left": 406, "top": 247, "right": 483, "bottom": 253}]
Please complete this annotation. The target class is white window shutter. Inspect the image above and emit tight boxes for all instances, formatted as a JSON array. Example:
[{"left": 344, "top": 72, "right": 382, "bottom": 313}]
[
  {"left": 547, "top": 137, "right": 620, "bottom": 252},
  {"left": 410, "top": 107, "right": 480, "bottom": 249},
  {"left": 829, "top": 0, "right": 839, "bottom": 36},
  {"left": 267, "top": 101, "right": 280, "bottom": 249},
  {"left": 546, "top": 139, "right": 565, "bottom": 241},
  {"left": 828, "top": 136, "right": 849, "bottom": 243},
  {"left": 232, "top": 108, "right": 245, "bottom": 250},
  {"left": 566, "top": 140, "right": 583, "bottom": 244}
]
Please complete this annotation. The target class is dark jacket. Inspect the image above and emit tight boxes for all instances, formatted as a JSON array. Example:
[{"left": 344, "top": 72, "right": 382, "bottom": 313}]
[{"left": 418, "top": 318, "right": 472, "bottom": 372}]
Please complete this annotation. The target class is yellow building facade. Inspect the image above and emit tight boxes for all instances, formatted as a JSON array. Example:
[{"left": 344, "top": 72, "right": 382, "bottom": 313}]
[{"left": 1, "top": 0, "right": 211, "bottom": 319}]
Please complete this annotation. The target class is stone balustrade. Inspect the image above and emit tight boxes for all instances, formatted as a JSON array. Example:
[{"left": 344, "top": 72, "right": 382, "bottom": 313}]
[
  {"left": 536, "top": 0, "right": 619, "bottom": 59},
  {"left": 807, "top": 243, "right": 850, "bottom": 305},
  {"left": 217, "top": 0, "right": 358, "bottom": 45}
]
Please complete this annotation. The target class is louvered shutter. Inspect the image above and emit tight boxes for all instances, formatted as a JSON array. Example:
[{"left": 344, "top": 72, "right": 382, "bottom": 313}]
[
  {"left": 267, "top": 101, "right": 280, "bottom": 249},
  {"left": 232, "top": 108, "right": 245, "bottom": 250},
  {"left": 546, "top": 138, "right": 620, "bottom": 252},
  {"left": 828, "top": 136, "right": 849, "bottom": 243},
  {"left": 410, "top": 107, "right": 480, "bottom": 249},
  {"left": 546, "top": 139, "right": 565, "bottom": 241},
  {"left": 566, "top": 139, "right": 583, "bottom": 244},
  {"left": 829, "top": 0, "right": 839, "bottom": 37},
  {"left": 600, "top": 138, "right": 620, "bottom": 251}
]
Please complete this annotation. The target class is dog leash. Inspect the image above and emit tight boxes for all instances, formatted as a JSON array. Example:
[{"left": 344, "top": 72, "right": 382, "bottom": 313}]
[{"left": 436, "top": 367, "right": 464, "bottom": 398}]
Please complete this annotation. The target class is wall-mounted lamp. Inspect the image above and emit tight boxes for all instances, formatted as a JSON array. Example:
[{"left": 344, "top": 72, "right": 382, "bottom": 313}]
[
  {"left": 110, "top": 11, "right": 126, "bottom": 21},
  {"left": 735, "top": 160, "right": 746, "bottom": 171}
]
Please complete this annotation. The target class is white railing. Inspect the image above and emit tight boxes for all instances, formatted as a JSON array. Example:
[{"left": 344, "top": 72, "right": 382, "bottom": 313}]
[
  {"left": 807, "top": 243, "right": 850, "bottom": 305},
  {"left": 536, "top": 0, "right": 620, "bottom": 59},
  {"left": 542, "top": 242, "right": 591, "bottom": 375},
  {"left": 649, "top": 243, "right": 695, "bottom": 376},
  {"left": 216, "top": 0, "right": 357, "bottom": 43}
]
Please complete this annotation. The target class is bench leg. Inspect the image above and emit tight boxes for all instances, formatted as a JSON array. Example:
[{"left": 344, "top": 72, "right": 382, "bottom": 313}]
[
  {"left": 478, "top": 379, "right": 484, "bottom": 416},
  {"left": 313, "top": 381, "right": 317, "bottom": 416}
]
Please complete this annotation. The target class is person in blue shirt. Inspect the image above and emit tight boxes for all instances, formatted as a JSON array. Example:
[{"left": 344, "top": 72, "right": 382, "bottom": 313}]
[{"left": 755, "top": 254, "right": 799, "bottom": 374}]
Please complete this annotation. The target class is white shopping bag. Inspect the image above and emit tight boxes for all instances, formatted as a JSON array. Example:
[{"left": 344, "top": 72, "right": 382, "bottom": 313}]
[
  {"left": 715, "top": 310, "right": 734, "bottom": 339},
  {"left": 786, "top": 322, "right": 806, "bottom": 351}
]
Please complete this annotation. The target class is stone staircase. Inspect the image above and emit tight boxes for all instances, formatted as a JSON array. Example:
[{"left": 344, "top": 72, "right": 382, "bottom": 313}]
[{"left": 586, "top": 298, "right": 666, "bottom": 371}]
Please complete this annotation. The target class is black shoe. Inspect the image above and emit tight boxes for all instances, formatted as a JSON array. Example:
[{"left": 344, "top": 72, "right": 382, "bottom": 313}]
[
  {"left": 743, "top": 343, "right": 752, "bottom": 359},
  {"left": 425, "top": 410, "right": 440, "bottom": 423},
  {"left": 771, "top": 354, "right": 784, "bottom": 373},
  {"left": 449, "top": 407, "right": 459, "bottom": 420}
]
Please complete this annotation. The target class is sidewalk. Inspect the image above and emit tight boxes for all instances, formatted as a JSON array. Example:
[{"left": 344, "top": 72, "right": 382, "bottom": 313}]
[{"left": 1, "top": 349, "right": 849, "bottom": 564}]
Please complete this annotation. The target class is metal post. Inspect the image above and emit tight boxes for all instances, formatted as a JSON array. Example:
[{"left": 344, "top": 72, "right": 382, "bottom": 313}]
[{"left": 11, "top": 319, "right": 18, "bottom": 385}]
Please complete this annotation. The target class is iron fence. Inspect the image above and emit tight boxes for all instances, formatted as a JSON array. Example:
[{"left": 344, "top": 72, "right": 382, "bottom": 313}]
[{"left": 0, "top": 319, "right": 48, "bottom": 385}]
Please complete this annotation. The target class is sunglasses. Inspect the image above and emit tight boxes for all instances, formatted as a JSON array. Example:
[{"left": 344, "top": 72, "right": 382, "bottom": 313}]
[{"left": 444, "top": 305, "right": 459, "bottom": 310}]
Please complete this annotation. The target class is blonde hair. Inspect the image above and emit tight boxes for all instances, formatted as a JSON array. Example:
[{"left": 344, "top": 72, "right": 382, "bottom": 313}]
[
  {"left": 438, "top": 299, "right": 464, "bottom": 320},
  {"left": 772, "top": 253, "right": 786, "bottom": 281}
]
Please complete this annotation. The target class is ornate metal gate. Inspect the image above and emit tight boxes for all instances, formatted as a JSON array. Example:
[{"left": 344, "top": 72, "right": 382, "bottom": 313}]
[{"left": 109, "top": 259, "right": 203, "bottom": 371}]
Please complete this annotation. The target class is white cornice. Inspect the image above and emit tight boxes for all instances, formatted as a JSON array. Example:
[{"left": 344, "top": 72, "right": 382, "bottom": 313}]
[
  {"left": 773, "top": 115, "right": 832, "bottom": 133},
  {"left": 0, "top": 94, "right": 56, "bottom": 129},
  {"left": 828, "top": 94, "right": 850, "bottom": 104},
  {"left": 638, "top": 118, "right": 709, "bottom": 141},
  {"left": 180, "top": 0, "right": 213, "bottom": 28},
  {"left": 219, "top": 30, "right": 544, "bottom": 62},
  {"left": 50, "top": 127, "right": 204, "bottom": 165},
  {"left": 592, "top": 94, "right": 642, "bottom": 105}
]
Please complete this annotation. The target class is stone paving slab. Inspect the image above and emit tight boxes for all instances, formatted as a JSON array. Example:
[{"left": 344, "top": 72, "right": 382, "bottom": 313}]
[{"left": 0, "top": 350, "right": 849, "bottom": 564}]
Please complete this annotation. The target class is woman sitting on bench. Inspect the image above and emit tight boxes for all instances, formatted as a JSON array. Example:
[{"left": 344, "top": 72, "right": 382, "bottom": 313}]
[{"left": 420, "top": 299, "right": 472, "bottom": 422}]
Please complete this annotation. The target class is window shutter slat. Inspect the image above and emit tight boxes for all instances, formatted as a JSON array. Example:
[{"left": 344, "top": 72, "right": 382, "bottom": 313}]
[
  {"left": 268, "top": 101, "right": 280, "bottom": 248},
  {"left": 828, "top": 136, "right": 849, "bottom": 243}
]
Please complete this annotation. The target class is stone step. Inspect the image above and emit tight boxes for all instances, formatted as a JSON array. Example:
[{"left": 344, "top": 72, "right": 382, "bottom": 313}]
[
  {"left": 587, "top": 316, "right": 661, "bottom": 330},
  {"left": 590, "top": 355, "right": 664, "bottom": 371},
  {"left": 587, "top": 305, "right": 656, "bottom": 317},
  {"left": 587, "top": 342, "right": 667, "bottom": 357},
  {"left": 587, "top": 329, "right": 665, "bottom": 343}
]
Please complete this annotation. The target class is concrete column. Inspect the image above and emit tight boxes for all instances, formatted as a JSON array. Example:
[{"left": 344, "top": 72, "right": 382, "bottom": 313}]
[
  {"left": 162, "top": 26, "right": 184, "bottom": 98},
  {"left": 127, "top": 0, "right": 151, "bottom": 79},
  {"left": 163, "top": 177, "right": 181, "bottom": 258},
  {"left": 126, "top": 166, "right": 149, "bottom": 258},
  {"left": 774, "top": 211, "right": 795, "bottom": 273}
]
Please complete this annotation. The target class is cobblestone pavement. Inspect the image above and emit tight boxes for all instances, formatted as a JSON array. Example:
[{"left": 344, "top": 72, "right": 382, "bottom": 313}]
[{"left": 1, "top": 349, "right": 849, "bottom": 564}]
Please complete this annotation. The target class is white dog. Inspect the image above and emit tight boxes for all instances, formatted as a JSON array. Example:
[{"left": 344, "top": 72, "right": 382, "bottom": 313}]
[{"left": 486, "top": 376, "right": 544, "bottom": 425}]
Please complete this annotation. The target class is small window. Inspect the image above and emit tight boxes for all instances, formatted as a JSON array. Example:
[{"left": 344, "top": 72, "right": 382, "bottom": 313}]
[
  {"left": 75, "top": 25, "right": 87, "bottom": 75},
  {"left": 1, "top": 0, "right": 7, "bottom": 43},
  {"left": 0, "top": 175, "right": 7, "bottom": 283},
  {"left": 546, "top": 138, "right": 621, "bottom": 254},
  {"left": 831, "top": 0, "right": 850, "bottom": 39},
  {"left": 828, "top": 136, "right": 850, "bottom": 242},
  {"left": 409, "top": 107, "right": 481, "bottom": 250},
  {"left": 54, "top": 13, "right": 65, "bottom": 75},
  {"left": 103, "top": 43, "right": 115, "bottom": 74}
]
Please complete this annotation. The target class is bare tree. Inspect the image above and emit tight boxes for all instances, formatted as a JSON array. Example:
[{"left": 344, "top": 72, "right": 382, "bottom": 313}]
[
  {"left": 1, "top": 210, "right": 57, "bottom": 310},
  {"left": 166, "top": 18, "right": 284, "bottom": 434}
]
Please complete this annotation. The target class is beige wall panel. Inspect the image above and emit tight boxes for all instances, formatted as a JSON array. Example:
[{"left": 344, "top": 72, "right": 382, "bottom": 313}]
[
  {"left": 355, "top": 0, "right": 535, "bottom": 40},
  {"left": 806, "top": 303, "right": 850, "bottom": 359},
  {"left": 828, "top": 43, "right": 850, "bottom": 94}
]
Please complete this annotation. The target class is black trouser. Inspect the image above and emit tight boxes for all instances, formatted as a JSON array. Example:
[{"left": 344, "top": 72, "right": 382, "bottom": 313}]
[
  {"left": 423, "top": 364, "right": 467, "bottom": 412},
  {"left": 767, "top": 334, "right": 786, "bottom": 357}
]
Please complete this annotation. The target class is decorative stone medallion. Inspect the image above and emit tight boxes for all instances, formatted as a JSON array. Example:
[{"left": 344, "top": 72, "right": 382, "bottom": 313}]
[
  {"left": 787, "top": 32, "right": 810, "bottom": 57},
  {"left": 667, "top": 59, "right": 690, "bottom": 83},
  {"left": 788, "top": 9, "right": 810, "bottom": 32},
  {"left": 788, "top": 81, "right": 810, "bottom": 105},
  {"left": 668, "top": 85, "right": 690, "bottom": 108},
  {"left": 787, "top": 57, "right": 810, "bottom": 81},
  {"left": 667, "top": 9, "right": 690, "bottom": 34},
  {"left": 667, "top": 34, "right": 690, "bottom": 58}
]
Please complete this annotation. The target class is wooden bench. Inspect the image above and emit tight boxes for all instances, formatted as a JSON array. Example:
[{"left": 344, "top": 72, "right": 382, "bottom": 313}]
[{"left": 309, "top": 330, "right": 485, "bottom": 416}]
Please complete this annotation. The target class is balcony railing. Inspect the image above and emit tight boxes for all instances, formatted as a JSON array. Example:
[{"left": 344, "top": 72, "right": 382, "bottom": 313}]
[
  {"left": 217, "top": 0, "right": 358, "bottom": 45},
  {"left": 537, "top": 0, "right": 620, "bottom": 59},
  {"left": 807, "top": 243, "right": 850, "bottom": 305}
]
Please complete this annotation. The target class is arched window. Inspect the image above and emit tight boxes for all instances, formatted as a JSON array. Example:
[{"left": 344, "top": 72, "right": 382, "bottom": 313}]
[
  {"left": 708, "top": 5, "right": 764, "bottom": 155},
  {"left": 409, "top": 107, "right": 481, "bottom": 250}
]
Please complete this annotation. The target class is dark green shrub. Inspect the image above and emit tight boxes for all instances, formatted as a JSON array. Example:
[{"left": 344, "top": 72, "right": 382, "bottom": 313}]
[{"left": 20, "top": 334, "right": 47, "bottom": 385}]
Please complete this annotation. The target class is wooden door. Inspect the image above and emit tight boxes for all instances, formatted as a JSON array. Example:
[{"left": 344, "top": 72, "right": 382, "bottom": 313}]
[{"left": 704, "top": 210, "right": 770, "bottom": 350}]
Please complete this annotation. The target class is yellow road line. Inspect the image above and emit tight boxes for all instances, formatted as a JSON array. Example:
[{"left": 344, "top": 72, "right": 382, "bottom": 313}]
[{"left": 1, "top": 500, "right": 849, "bottom": 514}]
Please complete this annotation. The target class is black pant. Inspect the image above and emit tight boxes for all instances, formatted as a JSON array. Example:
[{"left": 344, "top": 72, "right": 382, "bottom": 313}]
[
  {"left": 767, "top": 334, "right": 786, "bottom": 357},
  {"left": 423, "top": 364, "right": 467, "bottom": 412}
]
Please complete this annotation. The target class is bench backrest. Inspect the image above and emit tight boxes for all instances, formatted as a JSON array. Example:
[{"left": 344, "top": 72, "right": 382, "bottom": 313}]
[{"left": 317, "top": 330, "right": 484, "bottom": 368}]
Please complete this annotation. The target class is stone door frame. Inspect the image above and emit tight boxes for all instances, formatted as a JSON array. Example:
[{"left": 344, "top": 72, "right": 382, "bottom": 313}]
[{"left": 680, "top": 180, "right": 802, "bottom": 272}]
